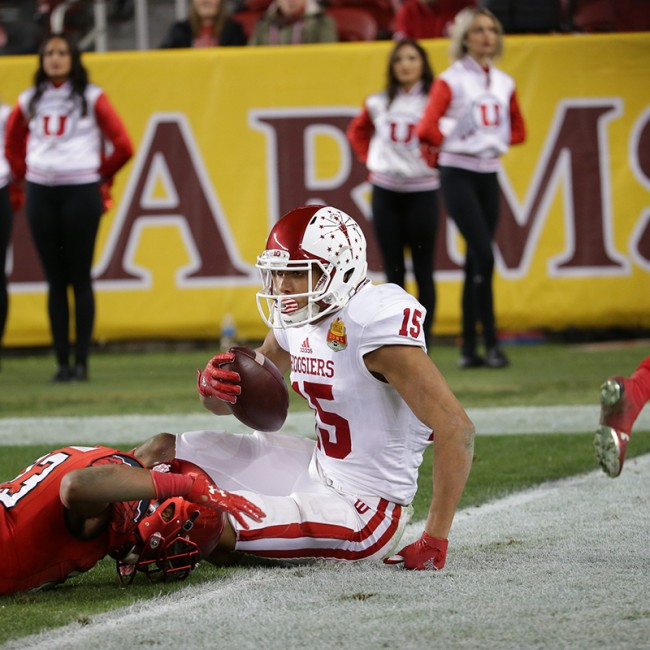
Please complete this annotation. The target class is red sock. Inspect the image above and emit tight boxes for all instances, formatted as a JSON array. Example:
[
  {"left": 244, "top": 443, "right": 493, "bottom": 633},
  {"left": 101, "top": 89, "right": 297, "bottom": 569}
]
[{"left": 630, "top": 355, "right": 650, "bottom": 405}]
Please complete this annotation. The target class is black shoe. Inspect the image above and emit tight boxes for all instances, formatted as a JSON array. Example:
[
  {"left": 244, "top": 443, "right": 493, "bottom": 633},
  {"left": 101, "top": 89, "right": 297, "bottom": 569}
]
[
  {"left": 486, "top": 347, "right": 510, "bottom": 369},
  {"left": 51, "top": 366, "right": 72, "bottom": 383},
  {"left": 73, "top": 364, "right": 89, "bottom": 381},
  {"left": 458, "top": 354, "right": 486, "bottom": 369}
]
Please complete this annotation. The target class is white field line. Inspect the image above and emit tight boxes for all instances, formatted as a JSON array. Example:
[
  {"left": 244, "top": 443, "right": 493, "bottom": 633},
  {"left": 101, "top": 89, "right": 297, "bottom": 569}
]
[
  {"left": 2, "top": 405, "right": 649, "bottom": 446},
  {"left": 5, "top": 453, "right": 650, "bottom": 650}
]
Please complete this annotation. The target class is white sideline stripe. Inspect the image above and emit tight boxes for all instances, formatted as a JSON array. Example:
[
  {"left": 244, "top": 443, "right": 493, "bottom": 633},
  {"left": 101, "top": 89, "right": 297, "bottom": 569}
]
[
  {"left": 6, "top": 454, "right": 650, "bottom": 650},
  {"left": 1, "top": 405, "right": 649, "bottom": 446}
]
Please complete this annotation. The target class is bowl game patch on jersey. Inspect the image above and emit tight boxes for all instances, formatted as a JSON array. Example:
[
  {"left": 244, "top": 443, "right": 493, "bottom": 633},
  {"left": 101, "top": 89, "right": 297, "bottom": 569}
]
[{"left": 327, "top": 318, "right": 347, "bottom": 351}]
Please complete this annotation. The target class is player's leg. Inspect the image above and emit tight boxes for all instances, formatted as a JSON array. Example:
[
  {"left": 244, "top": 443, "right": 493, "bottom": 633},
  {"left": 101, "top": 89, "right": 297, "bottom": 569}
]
[
  {"left": 176, "top": 428, "right": 315, "bottom": 557},
  {"left": 135, "top": 430, "right": 315, "bottom": 494},
  {"left": 175, "top": 429, "right": 412, "bottom": 562},
  {"left": 136, "top": 429, "right": 319, "bottom": 559},
  {"left": 594, "top": 355, "right": 650, "bottom": 477},
  {"left": 174, "top": 428, "right": 317, "bottom": 495},
  {"left": 221, "top": 485, "right": 412, "bottom": 563}
]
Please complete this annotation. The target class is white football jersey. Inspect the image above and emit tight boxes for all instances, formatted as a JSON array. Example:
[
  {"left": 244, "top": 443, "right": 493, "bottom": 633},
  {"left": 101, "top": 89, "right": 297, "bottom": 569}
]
[{"left": 274, "top": 282, "right": 432, "bottom": 505}]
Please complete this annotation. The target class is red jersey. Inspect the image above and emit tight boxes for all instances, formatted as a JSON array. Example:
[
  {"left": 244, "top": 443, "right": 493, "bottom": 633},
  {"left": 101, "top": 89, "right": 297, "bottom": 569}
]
[{"left": 0, "top": 446, "right": 144, "bottom": 595}]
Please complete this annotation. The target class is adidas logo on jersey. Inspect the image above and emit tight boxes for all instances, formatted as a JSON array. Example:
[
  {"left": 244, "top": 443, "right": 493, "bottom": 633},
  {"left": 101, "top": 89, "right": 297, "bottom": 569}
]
[{"left": 300, "top": 338, "right": 313, "bottom": 354}]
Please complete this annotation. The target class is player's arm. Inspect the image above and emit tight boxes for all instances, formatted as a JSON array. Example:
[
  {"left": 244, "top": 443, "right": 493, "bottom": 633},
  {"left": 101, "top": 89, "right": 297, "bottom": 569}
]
[
  {"left": 198, "top": 329, "right": 290, "bottom": 416},
  {"left": 60, "top": 465, "right": 157, "bottom": 516},
  {"left": 60, "top": 463, "right": 264, "bottom": 528},
  {"left": 364, "top": 344, "right": 475, "bottom": 568}
]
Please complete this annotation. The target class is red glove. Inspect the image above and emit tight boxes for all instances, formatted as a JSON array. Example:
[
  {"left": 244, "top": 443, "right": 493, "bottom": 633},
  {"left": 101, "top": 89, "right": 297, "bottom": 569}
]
[
  {"left": 384, "top": 532, "right": 448, "bottom": 570},
  {"left": 196, "top": 352, "right": 241, "bottom": 404},
  {"left": 186, "top": 473, "right": 266, "bottom": 530}
]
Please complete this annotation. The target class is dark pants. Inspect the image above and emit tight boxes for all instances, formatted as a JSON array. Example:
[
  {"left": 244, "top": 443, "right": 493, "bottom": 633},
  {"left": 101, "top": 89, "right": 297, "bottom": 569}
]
[
  {"left": 26, "top": 181, "right": 103, "bottom": 369},
  {"left": 371, "top": 185, "right": 438, "bottom": 342},
  {"left": 0, "top": 185, "right": 12, "bottom": 347},
  {"left": 439, "top": 166, "right": 500, "bottom": 355}
]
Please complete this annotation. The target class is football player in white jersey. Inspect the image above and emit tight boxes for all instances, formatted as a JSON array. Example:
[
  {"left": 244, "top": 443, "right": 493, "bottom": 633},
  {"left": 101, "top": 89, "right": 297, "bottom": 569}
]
[{"left": 138, "top": 205, "right": 474, "bottom": 570}]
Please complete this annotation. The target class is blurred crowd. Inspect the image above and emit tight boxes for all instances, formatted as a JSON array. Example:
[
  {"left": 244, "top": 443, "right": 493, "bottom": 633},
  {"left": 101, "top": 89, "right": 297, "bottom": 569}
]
[{"left": 1, "top": 0, "right": 648, "bottom": 55}]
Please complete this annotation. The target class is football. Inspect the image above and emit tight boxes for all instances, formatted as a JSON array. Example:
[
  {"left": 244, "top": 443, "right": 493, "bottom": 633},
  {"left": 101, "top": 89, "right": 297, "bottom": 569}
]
[{"left": 218, "top": 346, "right": 289, "bottom": 431}]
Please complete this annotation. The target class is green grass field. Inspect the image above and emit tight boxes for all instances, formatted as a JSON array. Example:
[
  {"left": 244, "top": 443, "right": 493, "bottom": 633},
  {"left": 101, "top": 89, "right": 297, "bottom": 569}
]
[
  {"left": 1, "top": 340, "right": 649, "bottom": 645},
  {"left": 2, "top": 340, "right": 647, "bottom": 417}
]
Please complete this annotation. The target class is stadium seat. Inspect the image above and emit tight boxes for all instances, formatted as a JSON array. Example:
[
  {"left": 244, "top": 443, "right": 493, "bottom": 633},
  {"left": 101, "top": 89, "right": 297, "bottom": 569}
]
[
  {"left": 326, "top": 0, "right": 394, "bottom": 37},
  {"left": 570, "top": 0, "right": 616, "bottom": 32},
  {"left": 233, "top": 10, "right": 265, "bottom": 39},
  {"left": 612, "top": 0, "right": 650, "bottom": 31},
  {"left": 240, "top": 0, "right": 273, "bottom": 11},
  {"left": 327, "top": 6, "right": 379, "bottom": 40},
  {"left": 482, "top": 0, "right": 561, "bottom": 33}
]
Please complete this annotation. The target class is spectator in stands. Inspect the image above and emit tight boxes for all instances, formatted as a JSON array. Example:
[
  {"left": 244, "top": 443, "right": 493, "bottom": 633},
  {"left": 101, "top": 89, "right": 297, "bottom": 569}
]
[
  {"left": 36, "top": 0, "right": 94, "bottom": 45},
  {"left": 393, "top": 0, "right": 475, "bottom": 40},
  {"left": 109, "top": 0, "right": 134, "bottom": 22},
  {"left": 347, "top": 39, "right": 439, "bottom": 346},
  {"left": 0, "top": 1, "right": 42, "bottom": 55},
  {"left": 160, "top": 0, "right": 247, "bottom": 48},
  {"left": 5, "top": 33, "right": 133, "bottom": 383},
  {"left": 248, "top": 0, "right": 337, "bottom": 45},
  {"left": 479, "top": 0, "right": 560, "bottom": 33},
  {"left": 417, "top": 7, "right": 526, "bottom": 369}
]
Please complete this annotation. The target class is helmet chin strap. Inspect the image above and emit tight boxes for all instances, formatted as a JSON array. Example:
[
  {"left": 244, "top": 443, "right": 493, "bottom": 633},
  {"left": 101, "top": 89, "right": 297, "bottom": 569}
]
[{"left": 277, "top": 301, "right": 320, "bottom": 327}]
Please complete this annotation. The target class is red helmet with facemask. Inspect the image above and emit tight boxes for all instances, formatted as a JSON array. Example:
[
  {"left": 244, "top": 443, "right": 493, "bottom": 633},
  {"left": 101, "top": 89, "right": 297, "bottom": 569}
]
[{"left": 114, "top": 460, "right": 225, "bottom": 584}]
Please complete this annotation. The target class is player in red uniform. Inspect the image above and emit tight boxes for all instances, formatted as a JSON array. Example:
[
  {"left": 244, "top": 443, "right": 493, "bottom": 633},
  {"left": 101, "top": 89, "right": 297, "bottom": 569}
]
[
  {"left": 594, "top": 355, "right": 650, "bottom": 477},
  {"left": 0, "top": 444, "right": 264, "bottom": 595}
]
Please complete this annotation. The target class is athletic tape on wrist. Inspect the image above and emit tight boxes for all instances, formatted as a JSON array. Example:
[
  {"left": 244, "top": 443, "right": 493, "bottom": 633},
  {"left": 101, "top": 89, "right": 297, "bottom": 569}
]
[{"left": 150, "top": 470, "right": 194, "bottom": 500}]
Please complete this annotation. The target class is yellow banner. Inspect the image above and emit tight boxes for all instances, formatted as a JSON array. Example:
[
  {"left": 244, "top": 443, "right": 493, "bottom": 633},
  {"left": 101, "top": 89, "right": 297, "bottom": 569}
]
[{"left": 2, "top": 33, "right": 649, "bottom": 346}]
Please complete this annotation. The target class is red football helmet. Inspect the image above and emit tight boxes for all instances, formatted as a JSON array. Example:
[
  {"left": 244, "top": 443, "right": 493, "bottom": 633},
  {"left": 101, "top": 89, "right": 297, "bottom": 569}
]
[
  {"left": 256, "top": 205, "right": 368, "bottom": 327},
  {"left": 114, "top": 461, "right": 225, "bottom": 584}
]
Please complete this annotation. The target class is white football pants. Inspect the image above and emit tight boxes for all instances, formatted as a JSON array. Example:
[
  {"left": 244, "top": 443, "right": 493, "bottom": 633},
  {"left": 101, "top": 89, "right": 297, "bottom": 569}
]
[{"left": 175, "top": 429, "right": 411, "bottom": 562}]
